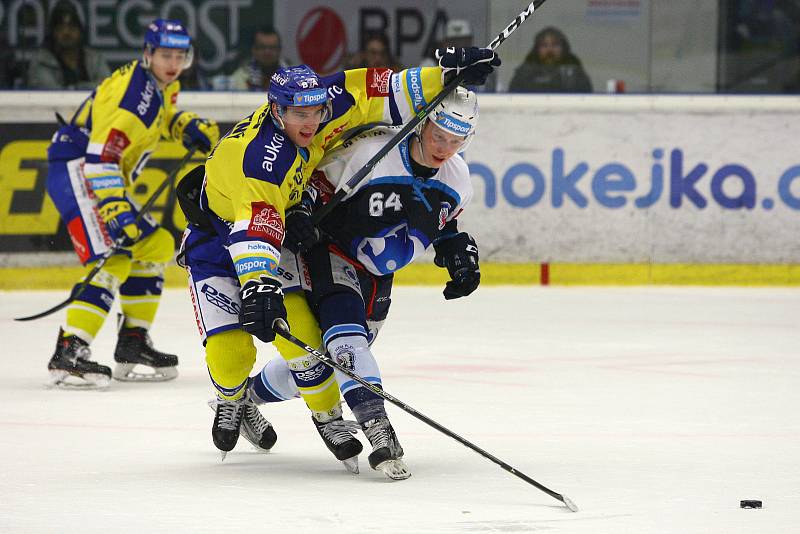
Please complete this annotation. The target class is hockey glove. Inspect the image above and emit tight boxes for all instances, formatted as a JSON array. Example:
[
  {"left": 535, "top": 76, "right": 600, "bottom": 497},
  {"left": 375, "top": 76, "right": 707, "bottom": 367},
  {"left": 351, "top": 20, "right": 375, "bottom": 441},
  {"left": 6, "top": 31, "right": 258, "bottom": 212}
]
[
  {"left": 97, "top": 197, "right": 140, "bottom": 244},
  {"left": 239, "top": 276, "right": 287, "bottom": 344},
  {"left": 284, "top": 195, "right": 320, "bottom": 254},
  {"left": 171, "top": 112, "right": 220, "bottom": 154},
  {"left": 435, "top": 47, "right": 501, "bottom": 86},
  {"left": 434, "top": 232, "right": 481, "bottom": 300}
]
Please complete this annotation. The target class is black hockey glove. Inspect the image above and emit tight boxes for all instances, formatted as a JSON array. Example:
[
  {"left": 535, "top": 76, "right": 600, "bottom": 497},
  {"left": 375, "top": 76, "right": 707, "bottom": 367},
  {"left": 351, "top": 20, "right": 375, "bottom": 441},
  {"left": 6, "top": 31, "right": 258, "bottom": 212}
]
[
  {"left": 435, "top": 46, "right": 501, "bottom": 86},
  {"left": 283, "top": 196, "right": 320, "bottom": 254},
  {"left": 239, "top": 276, "right": 287, "bottom": 343},
  {"left": 434, "top": 232, "right": 481, "bottom": 300}
]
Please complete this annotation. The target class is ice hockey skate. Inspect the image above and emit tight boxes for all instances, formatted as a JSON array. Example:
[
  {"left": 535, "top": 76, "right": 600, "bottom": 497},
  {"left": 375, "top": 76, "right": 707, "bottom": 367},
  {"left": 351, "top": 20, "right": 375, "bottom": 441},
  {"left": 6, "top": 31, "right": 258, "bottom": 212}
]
[
  {"left": 239, "top": 400, "right": 278, "bottom": 453},
  {"left": 47, "top": 328, "right": 112, "bottom": 389},
  {"left": 209, "top": 395, "right": 247, "bottom": 461},
  {"left": 362, "top": 417, "right": 411, "bottom": 480},
  {"left": 112, "top": 316, "right": 178, "bottom": 382},
  {"left": 313, "top": 414, "right": 364, "bottom": 474}
]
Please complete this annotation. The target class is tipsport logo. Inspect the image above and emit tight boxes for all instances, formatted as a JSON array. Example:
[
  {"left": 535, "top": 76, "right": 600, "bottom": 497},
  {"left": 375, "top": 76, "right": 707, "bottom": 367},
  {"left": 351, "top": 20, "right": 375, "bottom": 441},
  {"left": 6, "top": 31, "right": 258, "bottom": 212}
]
[
  {"left": 436, "top": 114, "right": 471, "bottom": 135},
  {"left": 293, "top": 89, "right": 327, "bottom": 106},
  {"left": 405, "top": 68, "right": 426, "bottom": 112},
  {"left": 469, "top": 148, "right": 800, "bottom": 211}
]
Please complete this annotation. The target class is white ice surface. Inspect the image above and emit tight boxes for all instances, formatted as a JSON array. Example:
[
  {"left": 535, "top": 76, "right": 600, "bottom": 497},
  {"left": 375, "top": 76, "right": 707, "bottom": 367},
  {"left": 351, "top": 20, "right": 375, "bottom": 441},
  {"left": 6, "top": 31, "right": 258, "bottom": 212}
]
[{"left": 1, "top": 287, "right": 798, "bottom": 533}]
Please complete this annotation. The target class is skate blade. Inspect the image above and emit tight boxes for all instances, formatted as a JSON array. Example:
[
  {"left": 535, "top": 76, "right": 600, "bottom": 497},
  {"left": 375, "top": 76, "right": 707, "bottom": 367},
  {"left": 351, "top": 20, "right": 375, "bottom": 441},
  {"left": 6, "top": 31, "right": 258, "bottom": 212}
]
[
  {"left": 342, "top": 455, "right": 359, "bottom": 474},
  {"left": 374, "top": 459, "right": 411, "bottom": 480},
  {"left": 240, "top": 431, "right": 273, "bottom": 454},
  {"left": 46, "top": 370, "right": 111, "bottom": 390},
  {"left": 113, "top": 363, "right": 178, "bottom": 382}
]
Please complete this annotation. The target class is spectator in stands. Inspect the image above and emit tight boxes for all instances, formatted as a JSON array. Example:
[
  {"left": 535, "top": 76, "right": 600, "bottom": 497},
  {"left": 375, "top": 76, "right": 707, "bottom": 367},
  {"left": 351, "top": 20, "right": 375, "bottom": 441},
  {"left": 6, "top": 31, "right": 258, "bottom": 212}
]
[
  {"left": 229, "top": 27, "right": 288, "bottom": 91},
  {"left": 0, "top": 32, "right": 25, "bottom": 88},
  {"left": 26, "top": 0, "right": 110, "bottom": 89},
  {"left": 509, "top": 27, "right": 592, "bottom": 93},
  {"left": 344, "top": 32, "right": 403, "bottom": 71}
]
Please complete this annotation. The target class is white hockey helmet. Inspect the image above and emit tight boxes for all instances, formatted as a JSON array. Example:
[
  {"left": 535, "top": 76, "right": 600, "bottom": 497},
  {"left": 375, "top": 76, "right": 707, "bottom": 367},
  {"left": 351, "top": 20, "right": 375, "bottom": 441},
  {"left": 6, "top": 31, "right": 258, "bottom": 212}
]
[{"left": 418, "top": 86, "right": 479, "bottom": 151}]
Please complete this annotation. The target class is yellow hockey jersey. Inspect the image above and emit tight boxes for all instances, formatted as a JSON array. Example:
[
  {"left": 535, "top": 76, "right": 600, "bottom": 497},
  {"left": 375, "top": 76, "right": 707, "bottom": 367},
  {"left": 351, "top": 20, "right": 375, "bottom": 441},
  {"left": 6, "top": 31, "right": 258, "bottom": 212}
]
[
  {"left": 69, "top": 60, "right": 186, "bottom": 201},
  {"left": 202, "top": 66, "right": 445, "bottom": 286}
]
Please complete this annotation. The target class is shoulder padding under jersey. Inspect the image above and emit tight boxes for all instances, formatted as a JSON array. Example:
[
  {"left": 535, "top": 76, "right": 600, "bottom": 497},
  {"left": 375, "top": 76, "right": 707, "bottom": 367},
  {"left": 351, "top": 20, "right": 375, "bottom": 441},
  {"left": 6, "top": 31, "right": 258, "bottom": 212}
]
[
  {"left": 117, "top": 63, "right": 161, "bottom": 128},
  {"left": 242, "top": 120, "right": 298, "bottom": 186},
  {"left": 320, "top": 71, "right": 357, "bottom": 122}
]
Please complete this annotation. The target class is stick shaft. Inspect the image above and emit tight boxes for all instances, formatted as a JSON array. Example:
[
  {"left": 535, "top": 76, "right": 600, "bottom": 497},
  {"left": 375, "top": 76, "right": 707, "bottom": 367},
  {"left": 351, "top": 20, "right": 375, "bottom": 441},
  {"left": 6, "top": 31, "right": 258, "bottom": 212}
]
[{"left": 273, "top": 320, "right": 573, "bottom": 508}]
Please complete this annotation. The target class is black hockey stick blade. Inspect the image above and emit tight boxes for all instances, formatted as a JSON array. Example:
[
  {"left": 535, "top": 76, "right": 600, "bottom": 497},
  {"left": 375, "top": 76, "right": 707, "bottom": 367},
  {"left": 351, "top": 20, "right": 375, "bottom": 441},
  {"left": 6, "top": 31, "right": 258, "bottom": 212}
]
[
  {"left": 272, "top": 319, "right": 578, "bottom": 512},
  {"left": 312, "top": 0, "right": 547, "bottom": 225},
  {"left": 14, "top": 147, "right": 199, "bottom": 322}
]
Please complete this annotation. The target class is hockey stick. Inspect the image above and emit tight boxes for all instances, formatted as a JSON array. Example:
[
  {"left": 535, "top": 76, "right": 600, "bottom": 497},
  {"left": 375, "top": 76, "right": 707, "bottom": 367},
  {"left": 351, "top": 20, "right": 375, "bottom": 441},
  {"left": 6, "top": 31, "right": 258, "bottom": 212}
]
[
  {"left": 312, "top": 0, "right": 546, "bottom": 224},
  {"left": 272, "top": 319, "right": 579, "bottom": 512},
  {"left": 14, "top": 148, "right": 198, "bottom": 322}
]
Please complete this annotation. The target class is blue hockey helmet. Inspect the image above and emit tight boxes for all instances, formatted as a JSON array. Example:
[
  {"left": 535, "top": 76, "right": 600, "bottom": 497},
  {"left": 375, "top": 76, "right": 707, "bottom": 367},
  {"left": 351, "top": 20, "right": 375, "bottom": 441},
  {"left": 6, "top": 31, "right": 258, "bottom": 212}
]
[
  {"left": 268, "top": 65, "right": 333, "bottom": 126},
  {"left": 143, "top": 19, "right": 193, "bottom": 69}
]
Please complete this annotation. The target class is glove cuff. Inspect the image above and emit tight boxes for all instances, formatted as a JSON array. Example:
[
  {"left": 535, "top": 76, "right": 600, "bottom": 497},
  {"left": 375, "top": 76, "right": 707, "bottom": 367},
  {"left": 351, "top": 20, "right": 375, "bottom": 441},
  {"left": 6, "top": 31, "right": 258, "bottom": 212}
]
[{"left": 169, "top": 110, "right": 199, "bottom": 141}]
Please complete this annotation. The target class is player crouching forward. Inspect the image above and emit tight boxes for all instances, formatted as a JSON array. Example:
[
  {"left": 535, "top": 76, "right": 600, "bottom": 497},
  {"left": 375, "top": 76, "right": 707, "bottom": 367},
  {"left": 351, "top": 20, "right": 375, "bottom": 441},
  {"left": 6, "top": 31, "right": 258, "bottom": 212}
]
[
  {"left": 45, "top": 19, "right": 219, "bottom": 389},
  {"left": 249, "top": 87, "right": 482, "bottom": 479}
]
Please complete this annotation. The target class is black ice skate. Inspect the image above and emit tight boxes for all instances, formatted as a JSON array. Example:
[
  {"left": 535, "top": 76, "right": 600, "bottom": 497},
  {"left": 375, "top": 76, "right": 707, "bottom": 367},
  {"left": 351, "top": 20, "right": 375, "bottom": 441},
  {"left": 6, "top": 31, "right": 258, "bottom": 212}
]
[
  {"left": 47, "top": 328, "right": 112, "bottom": 389},
  {"left": 210, "top": 396, "right": 246, "bottom": 461},
  {"left": 240, "top": 401, "right": 278, "bottom": 453},
  {"left": 113, "top": 317, "right": 178, "bottom": 382},
  {"left": 313, "top": 414, "right": 364, "bottom": 474},
  {"left": 362, "top": 417, "right": 411, "bottom": 480}
]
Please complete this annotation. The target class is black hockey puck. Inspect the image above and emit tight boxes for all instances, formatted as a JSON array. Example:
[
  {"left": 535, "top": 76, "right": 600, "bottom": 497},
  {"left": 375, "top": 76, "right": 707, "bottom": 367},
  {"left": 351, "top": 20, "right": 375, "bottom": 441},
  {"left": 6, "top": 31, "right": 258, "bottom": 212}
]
[{"left": 740, "top": 500, "right": 762, "bottom": 509}]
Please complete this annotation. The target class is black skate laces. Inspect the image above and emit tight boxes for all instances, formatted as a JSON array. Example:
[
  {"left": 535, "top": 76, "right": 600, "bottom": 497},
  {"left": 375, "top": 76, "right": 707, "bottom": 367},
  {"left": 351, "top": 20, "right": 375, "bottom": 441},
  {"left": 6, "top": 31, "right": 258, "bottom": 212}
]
[{"left": 321, "top": 419, "right": 360, "bottom": 445}]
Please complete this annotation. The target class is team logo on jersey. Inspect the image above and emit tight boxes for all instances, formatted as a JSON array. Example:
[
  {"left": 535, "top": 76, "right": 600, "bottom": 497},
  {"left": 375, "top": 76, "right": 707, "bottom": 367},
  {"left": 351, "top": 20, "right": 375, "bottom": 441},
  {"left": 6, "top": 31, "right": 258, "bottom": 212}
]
[
  {"left": 171, "top": 92, "right": 178, "bottom": 105},
  {"left": 438, "top": 202, "right": 451, "bottom": 230},
  {"left": 247, "top": 202, "right": 285, "bottom": 247},
  {"left": 367, "top": 68, "right": 391, "bottom": 98},
  {"left": 101, "top": 129, "right": 130, "bottom": 163}
]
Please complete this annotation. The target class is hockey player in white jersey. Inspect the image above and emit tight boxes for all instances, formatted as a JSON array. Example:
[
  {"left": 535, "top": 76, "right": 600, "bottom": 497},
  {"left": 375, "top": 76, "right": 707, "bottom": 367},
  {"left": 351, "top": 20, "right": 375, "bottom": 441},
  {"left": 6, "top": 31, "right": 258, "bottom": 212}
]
[{"left": 248, "top": 87, "right": 482, "bottom": 479}]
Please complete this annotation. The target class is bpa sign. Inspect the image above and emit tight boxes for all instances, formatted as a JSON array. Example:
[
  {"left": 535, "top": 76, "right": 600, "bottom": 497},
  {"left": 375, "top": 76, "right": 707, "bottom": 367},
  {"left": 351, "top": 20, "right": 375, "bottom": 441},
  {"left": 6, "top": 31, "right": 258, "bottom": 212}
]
[{"left": 469, "top": 148, "right": 800, "bottom": 211}]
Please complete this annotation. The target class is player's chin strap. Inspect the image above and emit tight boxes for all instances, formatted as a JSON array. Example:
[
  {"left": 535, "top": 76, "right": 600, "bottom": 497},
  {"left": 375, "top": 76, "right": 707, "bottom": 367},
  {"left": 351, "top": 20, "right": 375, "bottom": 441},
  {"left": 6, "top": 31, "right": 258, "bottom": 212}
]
[
  {"left": 312, "top": 1, "right": 548, "bottom": 226},
  {"left": 14, "top": 148, "right": 199, "bottom": 322},
  {"left": 271, "top": 318, "right": 578, "bottom": 512}
]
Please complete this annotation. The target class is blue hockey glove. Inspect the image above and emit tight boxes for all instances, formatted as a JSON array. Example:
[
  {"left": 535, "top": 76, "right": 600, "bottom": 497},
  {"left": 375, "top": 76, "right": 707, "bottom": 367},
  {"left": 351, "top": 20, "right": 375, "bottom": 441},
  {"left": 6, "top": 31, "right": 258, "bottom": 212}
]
[
  {"left": 434, "top": 232, "right": 481, "bottom": 300},
  {"left": 240, "top": 276, "right": 287, "bottom": 343},
  {"left": 435, "top": 47, "right": 501, "bottom": 86}
]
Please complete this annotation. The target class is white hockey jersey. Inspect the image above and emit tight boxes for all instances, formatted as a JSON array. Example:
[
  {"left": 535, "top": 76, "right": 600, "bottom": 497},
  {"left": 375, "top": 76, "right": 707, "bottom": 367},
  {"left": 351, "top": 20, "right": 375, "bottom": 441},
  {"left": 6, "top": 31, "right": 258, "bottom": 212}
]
[{"left": 312, "top": 125, "right": 474, "bottom": 276}]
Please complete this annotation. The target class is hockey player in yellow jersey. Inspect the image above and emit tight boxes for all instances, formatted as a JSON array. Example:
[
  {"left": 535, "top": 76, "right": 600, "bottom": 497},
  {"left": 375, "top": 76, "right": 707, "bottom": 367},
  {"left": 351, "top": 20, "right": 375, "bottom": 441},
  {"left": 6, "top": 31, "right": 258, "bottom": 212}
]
[
  {"left": 179, "top": 48, "right": 499, "bottom": 462},
  {"left": 46, "top": 19, "right": 219, "bottom": 389}
]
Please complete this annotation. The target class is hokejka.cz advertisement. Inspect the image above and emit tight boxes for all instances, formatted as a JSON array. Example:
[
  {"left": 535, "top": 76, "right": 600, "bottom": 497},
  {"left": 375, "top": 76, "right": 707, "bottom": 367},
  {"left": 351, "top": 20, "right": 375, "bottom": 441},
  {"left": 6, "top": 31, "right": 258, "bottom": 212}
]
[{"left": 1, "top": 93, "right": 799, "bottom": 284}]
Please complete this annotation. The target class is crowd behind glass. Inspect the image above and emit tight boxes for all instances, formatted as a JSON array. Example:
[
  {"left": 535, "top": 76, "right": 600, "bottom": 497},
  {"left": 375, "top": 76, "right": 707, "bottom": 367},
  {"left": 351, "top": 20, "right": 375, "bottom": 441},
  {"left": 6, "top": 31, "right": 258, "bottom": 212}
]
[{"left": 3, "top": 0, "right": 799, "bottom": 94}]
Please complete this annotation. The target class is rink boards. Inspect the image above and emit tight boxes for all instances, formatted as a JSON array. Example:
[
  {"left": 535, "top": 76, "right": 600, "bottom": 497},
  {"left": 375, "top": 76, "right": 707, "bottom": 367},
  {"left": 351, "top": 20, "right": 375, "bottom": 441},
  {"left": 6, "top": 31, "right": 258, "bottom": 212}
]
[{"left": 1, "top": 92, "right": 798, "bottom": 285}]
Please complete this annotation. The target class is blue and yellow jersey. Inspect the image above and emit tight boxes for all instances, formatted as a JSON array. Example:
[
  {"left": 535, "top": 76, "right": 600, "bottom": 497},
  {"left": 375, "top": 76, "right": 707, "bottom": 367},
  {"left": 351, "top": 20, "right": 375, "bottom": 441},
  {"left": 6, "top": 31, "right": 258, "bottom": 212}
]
[
  {"left": 65, "top": 60, "right": 186, "bottom": 203},
  {"left": 203, "top": 66, "right": 445, "bottom": 287}
]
